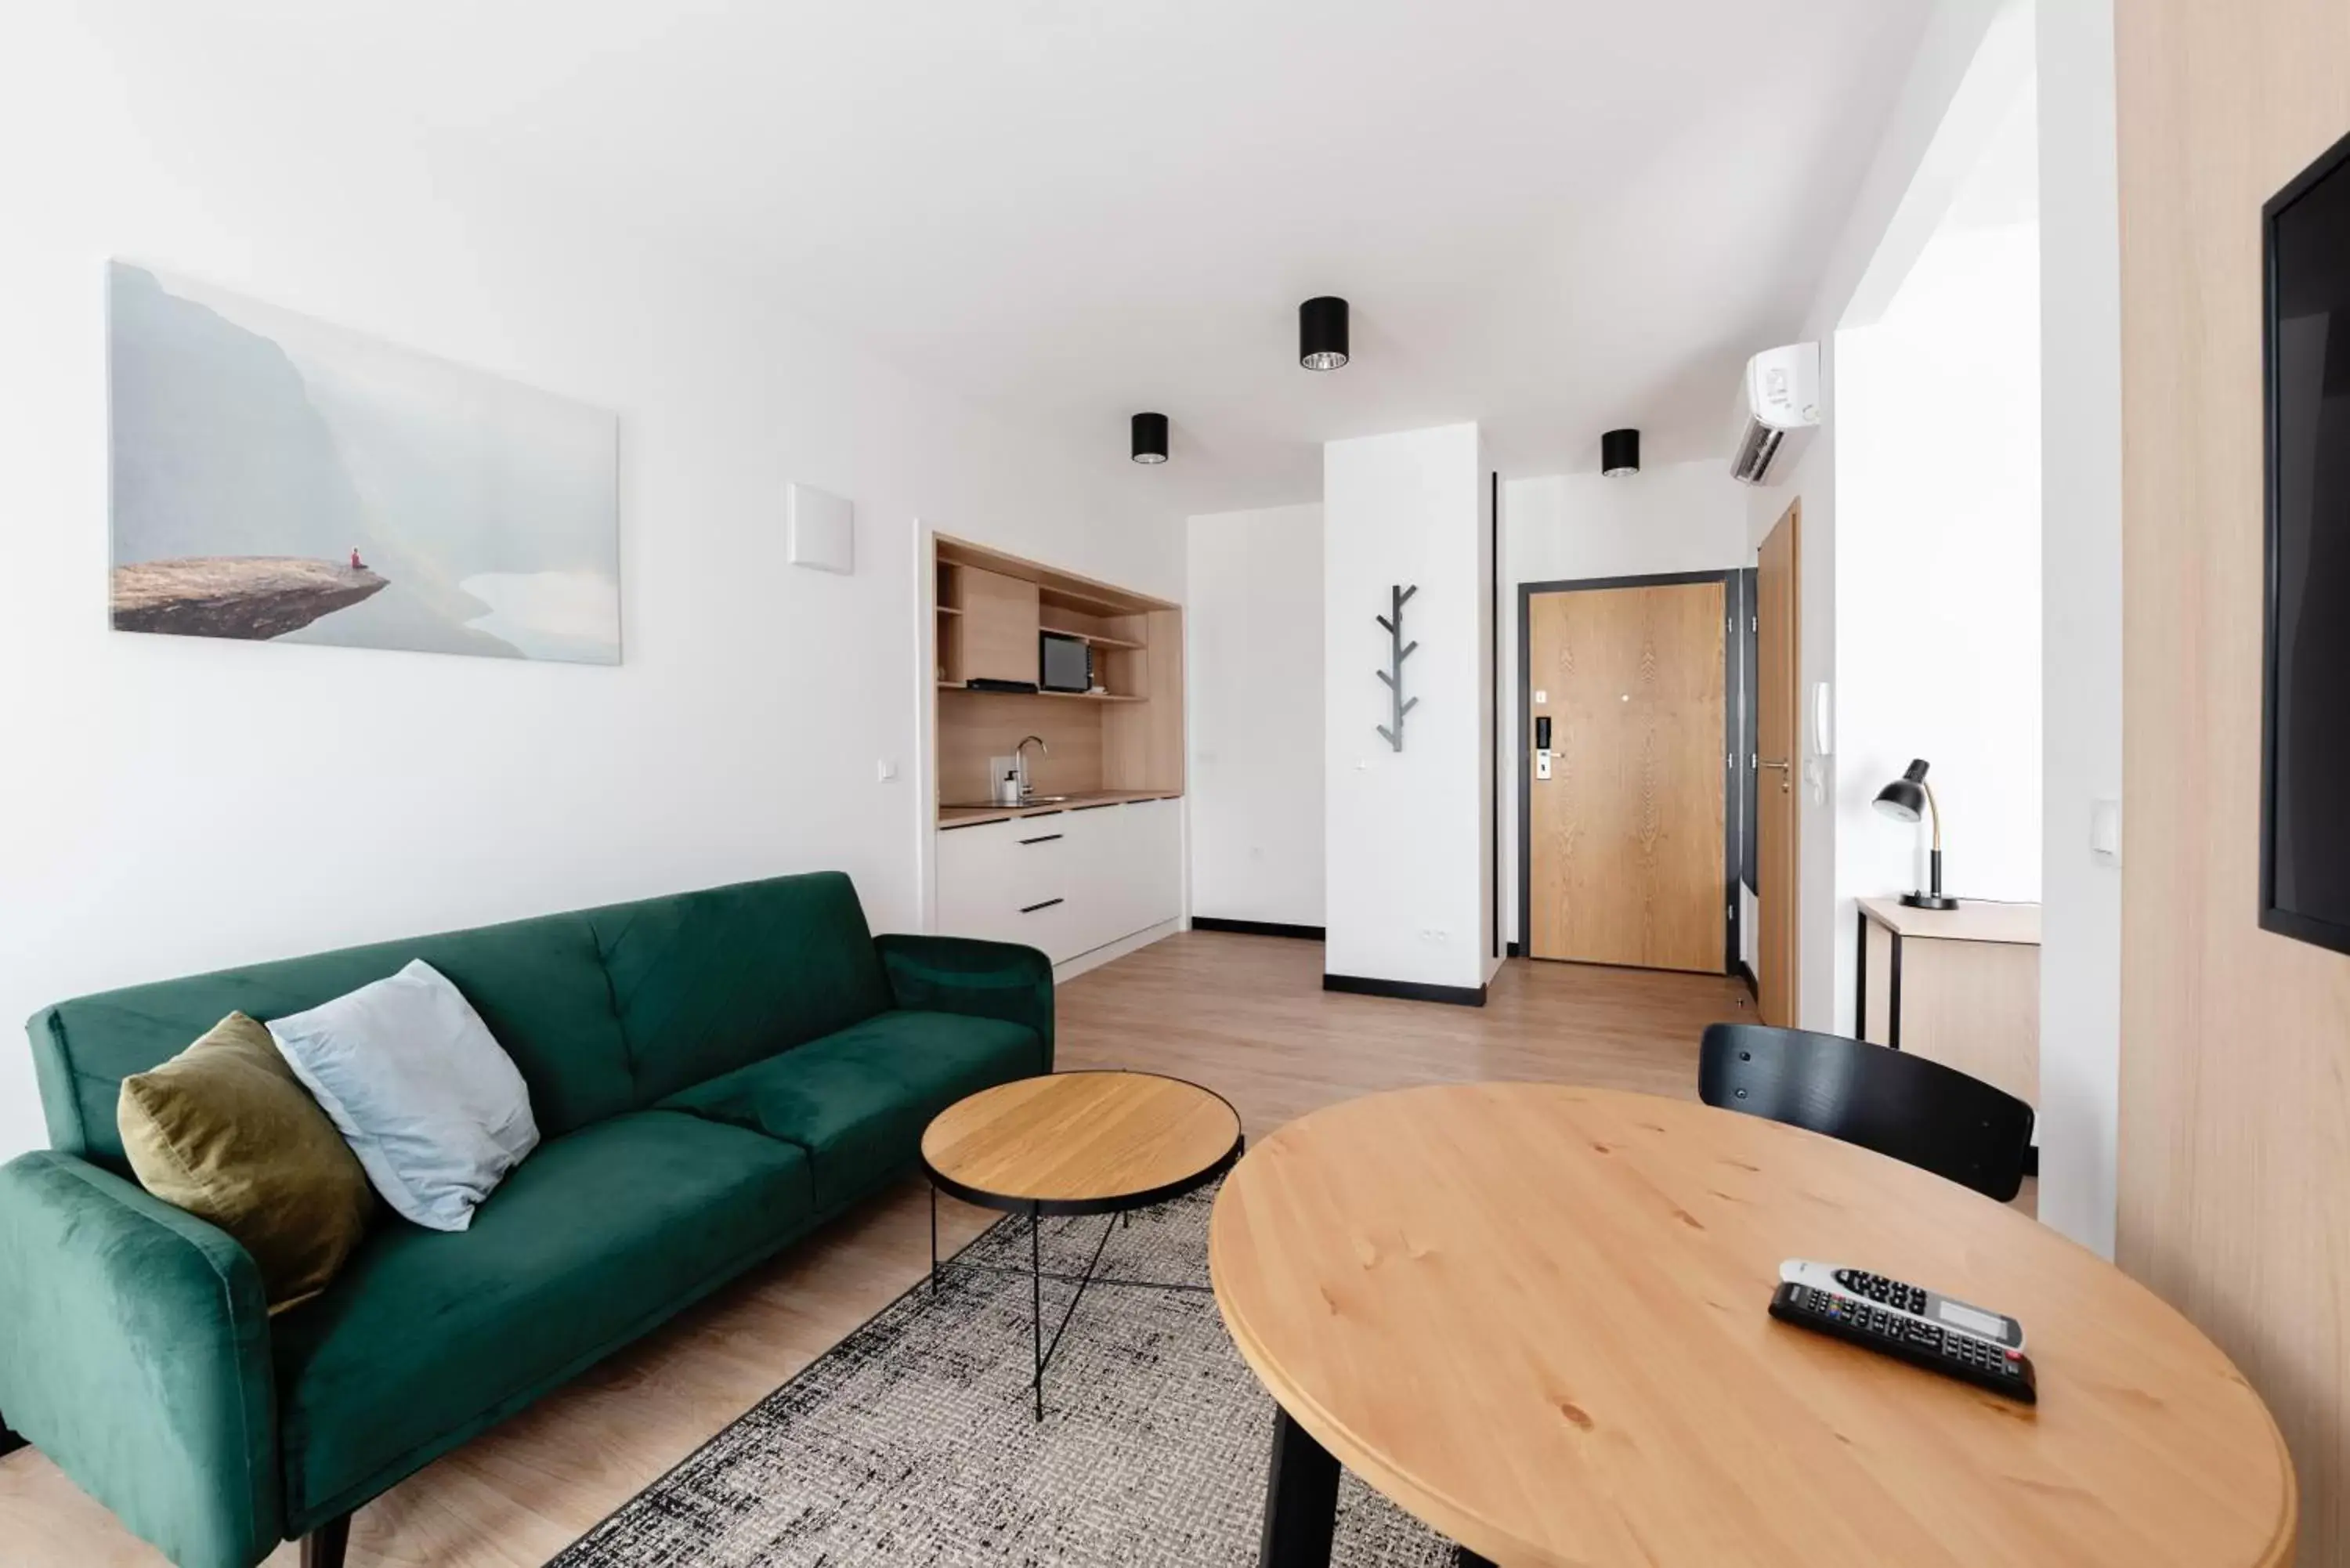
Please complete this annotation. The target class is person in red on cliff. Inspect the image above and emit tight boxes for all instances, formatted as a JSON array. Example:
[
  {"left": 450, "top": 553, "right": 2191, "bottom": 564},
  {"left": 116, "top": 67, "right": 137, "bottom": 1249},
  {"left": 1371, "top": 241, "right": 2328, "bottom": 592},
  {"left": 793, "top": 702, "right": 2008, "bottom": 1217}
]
[{"left": 349, "top": 547, "right": 365, "bottom": 570}]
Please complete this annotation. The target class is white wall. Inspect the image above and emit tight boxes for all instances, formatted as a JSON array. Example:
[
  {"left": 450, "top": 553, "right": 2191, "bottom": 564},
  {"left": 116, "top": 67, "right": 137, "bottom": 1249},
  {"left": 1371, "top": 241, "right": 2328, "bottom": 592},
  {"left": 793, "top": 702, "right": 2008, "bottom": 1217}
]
[
  {"left": 1836, "top": 224, "right": 2043, "bottom": 943},
  {"left": 1742, "top": 0, "right": 2030, "bottom": 1031},
  {"left": 1324, "top": 423, "right": 1490, "bottom": 992},
  {"left": 1185, "top": 503, "right": 1325, "bottom": 928},
  {"left": 1835, "top": 91, "right": 2044, "bottom": 966},
  {"left": 0, "top": 12, "right": 1180, "bottom": 1159},
  {"left": 2034, "top": 0, "right": 2122, "bottom": 1257},
  {"left": 1499, "top": 462, "right": 1753, "bottom": 948}
]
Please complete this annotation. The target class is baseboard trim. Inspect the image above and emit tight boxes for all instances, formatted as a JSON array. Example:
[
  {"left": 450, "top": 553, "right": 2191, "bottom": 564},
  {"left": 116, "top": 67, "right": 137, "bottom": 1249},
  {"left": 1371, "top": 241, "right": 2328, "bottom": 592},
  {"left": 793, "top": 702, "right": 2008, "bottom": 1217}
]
[
  {"left": 1053, "top": 917, "right": 1183, "bottom": 983},
  {"left": 1322, "top": 972, "right": 1489, "bottom": 1008},
  {"left": 1734, "top": 959, "right": 1759, "bottom": 999},
  {"left": 1189, "top": 916, "right": 1325, "bottom": 941}
]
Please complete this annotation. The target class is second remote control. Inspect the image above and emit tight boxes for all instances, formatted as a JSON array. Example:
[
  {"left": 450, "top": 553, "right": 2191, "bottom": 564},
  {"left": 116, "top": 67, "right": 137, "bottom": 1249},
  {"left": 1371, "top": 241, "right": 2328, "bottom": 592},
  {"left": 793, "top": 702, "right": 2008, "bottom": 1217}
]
[{"left": 1770, "top": 1282, "right": 2038, "bottom": 1404}]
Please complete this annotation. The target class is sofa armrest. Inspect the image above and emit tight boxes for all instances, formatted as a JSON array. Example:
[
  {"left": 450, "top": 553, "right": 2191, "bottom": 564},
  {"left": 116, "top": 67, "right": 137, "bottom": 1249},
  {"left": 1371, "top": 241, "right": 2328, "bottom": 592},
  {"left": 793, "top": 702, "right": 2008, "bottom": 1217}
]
[
  {"left": 873, "top": 934, "right": 1056, "bottom": 1070},
  {"left": 0, "top": 1152, "right": 281, "bottom": 1568}
]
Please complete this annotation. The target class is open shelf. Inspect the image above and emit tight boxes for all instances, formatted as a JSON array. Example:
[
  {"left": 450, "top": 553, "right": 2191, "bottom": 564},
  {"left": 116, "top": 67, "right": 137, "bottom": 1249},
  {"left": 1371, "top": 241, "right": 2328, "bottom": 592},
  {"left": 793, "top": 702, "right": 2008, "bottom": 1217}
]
[
  {"left": 937, "top": 682, "right": 1142, "bottom": 701},
  {"left": 930, "top": 533, "right": 1183, "bottom": 816},
  {"left": 1039, "top": 623, "right": 1142, "bottom": 649}
]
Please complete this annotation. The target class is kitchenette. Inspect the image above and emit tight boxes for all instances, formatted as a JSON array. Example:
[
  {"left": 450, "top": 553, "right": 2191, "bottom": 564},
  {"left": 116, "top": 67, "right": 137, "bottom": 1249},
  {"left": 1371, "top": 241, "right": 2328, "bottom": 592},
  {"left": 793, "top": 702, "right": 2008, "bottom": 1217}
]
[{"left": 930, "top": 534, "right": 1185, "bottom": 974}]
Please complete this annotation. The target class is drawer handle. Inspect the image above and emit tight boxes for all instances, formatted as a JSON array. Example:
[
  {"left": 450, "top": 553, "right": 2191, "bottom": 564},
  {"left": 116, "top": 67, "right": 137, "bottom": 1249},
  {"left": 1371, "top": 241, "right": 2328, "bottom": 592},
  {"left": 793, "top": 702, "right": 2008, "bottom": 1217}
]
[
  {"left": 1018, "top": 833, "right": 1065, "bottom": 845},
  {"left": 1019, "top": 898, "right": 1065, "bottom": 915}
]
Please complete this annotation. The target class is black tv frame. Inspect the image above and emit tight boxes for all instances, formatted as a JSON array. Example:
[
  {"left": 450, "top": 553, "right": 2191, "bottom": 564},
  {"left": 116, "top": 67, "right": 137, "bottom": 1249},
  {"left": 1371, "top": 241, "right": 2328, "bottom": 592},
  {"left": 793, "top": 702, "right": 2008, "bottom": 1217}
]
[{"left": 2260, "top": 124, "right": 2350, "bottom": 957}]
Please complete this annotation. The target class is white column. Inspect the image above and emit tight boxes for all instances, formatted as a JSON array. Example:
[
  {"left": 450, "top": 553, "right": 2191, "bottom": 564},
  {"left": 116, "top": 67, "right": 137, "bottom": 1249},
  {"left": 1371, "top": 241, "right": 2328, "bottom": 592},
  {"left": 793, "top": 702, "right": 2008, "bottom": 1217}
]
[
  {"left": 1323, "top": 422, "right": 1492, "bottom": 995},
  {"left": 2035, "top": 0, "right": 2123, "bottom": 1257}
]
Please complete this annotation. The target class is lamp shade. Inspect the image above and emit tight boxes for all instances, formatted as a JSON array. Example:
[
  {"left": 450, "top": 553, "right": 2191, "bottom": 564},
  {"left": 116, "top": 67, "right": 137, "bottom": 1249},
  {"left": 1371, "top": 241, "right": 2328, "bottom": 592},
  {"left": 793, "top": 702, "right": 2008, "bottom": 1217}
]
[
  {"left": 1874, "top": 758, "right": 1931, "bottom": 822},
  {"left": 1299, "top": 296, "right": 1350, "bottom": 370},
  {"left": 1130, "top": 411, "right": 1169, "bottom": 464},
  {"left": 1602, "top": 428, "right": 1641, "bottom": 477}
]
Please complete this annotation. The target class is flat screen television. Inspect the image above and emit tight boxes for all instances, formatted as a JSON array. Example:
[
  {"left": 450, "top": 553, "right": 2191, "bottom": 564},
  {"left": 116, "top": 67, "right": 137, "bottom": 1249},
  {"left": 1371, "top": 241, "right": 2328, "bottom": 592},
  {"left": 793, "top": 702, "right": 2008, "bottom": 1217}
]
[{"left": 2262, "top": 128, "right": 2350, "bottom": 956}]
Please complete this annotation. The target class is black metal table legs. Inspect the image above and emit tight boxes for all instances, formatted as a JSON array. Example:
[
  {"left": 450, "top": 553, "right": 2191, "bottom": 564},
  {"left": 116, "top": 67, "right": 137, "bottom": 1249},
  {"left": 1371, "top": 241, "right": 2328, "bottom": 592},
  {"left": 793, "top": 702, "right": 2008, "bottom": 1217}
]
[
  {"left": 926, "top": 1187, "right": 1224, "bottom": 1421},
  {"left": 1255, "top": 1407, "right": 1499, "bottom": 1567},
  {"left": 1258, "top": 1407, "right": 1340, "bottom": 1567},
  {"left": 1027, "top": 1208, "right": 1118, "bottom": 1419}
]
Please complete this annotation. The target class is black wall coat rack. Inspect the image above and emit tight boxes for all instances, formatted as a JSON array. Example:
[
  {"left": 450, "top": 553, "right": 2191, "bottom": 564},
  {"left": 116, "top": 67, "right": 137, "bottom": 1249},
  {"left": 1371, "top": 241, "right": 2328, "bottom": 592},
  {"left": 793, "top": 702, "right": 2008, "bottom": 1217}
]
[{"left": 1376, "top": 583, "right": 1419, "bottom": 751}]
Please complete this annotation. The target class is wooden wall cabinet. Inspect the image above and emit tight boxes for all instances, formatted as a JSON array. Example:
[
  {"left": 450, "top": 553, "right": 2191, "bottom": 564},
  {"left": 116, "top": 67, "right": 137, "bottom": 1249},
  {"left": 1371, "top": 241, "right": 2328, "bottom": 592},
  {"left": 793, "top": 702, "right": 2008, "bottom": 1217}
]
[
  {"left": 1856, "top": 898, "right": 2039, "bottom": 1108},
  {"left": 956, "top": 566, "right": 1041, "bottom": 684},
  {"left": 931, "top": 534, "right": 1184, "bottom": 804}
]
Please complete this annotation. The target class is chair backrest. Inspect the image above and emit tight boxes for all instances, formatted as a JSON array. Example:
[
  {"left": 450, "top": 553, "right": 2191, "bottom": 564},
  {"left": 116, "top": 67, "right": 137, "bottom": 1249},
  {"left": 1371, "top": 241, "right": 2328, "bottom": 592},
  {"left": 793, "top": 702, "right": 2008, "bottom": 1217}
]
[{"left": 1697, "top": 1023, "right": 2035, "bottom": 1201}]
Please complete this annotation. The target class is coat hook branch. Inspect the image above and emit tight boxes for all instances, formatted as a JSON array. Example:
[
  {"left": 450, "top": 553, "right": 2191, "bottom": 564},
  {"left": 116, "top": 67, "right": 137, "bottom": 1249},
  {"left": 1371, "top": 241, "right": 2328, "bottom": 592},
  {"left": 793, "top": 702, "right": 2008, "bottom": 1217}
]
[{"left": 1375, "top": 583, "right": 1420, "bottom": 751}]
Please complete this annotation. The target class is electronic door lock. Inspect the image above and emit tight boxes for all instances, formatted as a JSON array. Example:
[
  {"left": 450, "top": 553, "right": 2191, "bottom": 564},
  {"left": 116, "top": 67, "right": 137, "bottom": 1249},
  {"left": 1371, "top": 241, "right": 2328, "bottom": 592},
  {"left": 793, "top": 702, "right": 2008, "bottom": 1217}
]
[{"left": 1533, "top": 715, "right": 1553, "bottom": 779}]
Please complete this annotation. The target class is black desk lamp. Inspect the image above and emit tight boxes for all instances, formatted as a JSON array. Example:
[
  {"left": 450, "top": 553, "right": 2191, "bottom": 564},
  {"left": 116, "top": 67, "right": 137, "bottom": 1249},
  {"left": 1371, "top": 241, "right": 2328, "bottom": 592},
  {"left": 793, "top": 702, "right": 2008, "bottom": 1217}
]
[{"left": 1875, "top": 758, "right": 1958, "bottom": 909}]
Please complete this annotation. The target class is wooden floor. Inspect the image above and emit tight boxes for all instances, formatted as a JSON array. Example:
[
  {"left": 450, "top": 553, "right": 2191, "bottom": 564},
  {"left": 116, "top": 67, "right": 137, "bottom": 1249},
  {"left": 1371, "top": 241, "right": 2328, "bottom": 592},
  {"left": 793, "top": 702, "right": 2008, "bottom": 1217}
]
[{"left": 0, "top": 934, "right": 1755, "bottom": 1567}]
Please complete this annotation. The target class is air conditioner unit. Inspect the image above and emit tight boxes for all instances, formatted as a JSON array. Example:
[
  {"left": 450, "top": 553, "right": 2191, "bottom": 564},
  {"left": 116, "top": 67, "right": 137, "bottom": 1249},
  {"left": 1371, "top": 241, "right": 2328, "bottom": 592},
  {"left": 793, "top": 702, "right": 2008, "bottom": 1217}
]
[{"left": 1727, "top": 342, "right": 1821, "bottom": 485}]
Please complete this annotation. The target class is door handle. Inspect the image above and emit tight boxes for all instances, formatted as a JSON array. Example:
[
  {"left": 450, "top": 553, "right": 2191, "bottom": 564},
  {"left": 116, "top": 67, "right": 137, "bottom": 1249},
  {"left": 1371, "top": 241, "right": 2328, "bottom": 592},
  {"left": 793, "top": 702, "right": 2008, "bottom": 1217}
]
[{"left": 1758, "top": 757, "right": 1793, "bottom": 793}]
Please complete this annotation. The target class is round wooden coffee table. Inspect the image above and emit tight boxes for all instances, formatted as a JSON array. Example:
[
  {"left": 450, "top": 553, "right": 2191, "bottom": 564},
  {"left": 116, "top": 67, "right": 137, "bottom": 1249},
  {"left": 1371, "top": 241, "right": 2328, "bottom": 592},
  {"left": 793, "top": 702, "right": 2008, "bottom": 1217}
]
[
  {"left": 1209, "top": 1083, "right": 2295, "bottom": 1568},
  {"left": 921, "top": 1070, "right": 1243, "bottom": 1418}
]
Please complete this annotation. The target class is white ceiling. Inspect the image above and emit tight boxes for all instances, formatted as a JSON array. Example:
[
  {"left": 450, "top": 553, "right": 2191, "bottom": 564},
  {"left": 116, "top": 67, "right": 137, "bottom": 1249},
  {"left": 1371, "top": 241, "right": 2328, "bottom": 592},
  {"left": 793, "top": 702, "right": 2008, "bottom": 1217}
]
[{"left": 89, "top": 1, "right": 1932, "bottom": 513}]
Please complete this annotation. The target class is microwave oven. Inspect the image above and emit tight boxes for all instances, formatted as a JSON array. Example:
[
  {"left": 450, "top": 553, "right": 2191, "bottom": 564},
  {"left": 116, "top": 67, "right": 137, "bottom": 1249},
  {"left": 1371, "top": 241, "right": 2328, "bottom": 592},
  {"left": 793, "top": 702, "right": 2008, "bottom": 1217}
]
[{"left": 1039, "top": 632, "right": 1092, "bottom": 692}]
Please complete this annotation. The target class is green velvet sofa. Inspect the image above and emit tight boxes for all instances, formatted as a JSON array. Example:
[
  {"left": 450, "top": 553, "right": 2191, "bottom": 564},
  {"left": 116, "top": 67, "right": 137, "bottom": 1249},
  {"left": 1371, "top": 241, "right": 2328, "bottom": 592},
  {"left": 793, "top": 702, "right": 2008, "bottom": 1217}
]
[{"left": 0, "top": 872, "right": 1053, "bottom": 1568}]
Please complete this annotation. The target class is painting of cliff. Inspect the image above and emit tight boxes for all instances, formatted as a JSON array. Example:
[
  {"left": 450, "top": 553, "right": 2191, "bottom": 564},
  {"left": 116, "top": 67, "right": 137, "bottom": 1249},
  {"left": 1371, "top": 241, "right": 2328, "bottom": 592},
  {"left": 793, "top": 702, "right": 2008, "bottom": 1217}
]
[{"left": 107, "top": 262, "right": 620, "bottom": 663}]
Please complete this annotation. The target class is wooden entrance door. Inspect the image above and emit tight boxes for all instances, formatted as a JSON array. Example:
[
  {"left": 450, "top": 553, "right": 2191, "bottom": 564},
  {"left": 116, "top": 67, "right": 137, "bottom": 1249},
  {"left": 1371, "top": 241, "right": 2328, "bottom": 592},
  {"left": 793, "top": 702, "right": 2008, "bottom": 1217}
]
[
  {"left": 1756, "top": 503, "right": 1802, "bottom": 1025},
  {"left": 1526, "top": 578, "right": 1726, "bottom": 972}
]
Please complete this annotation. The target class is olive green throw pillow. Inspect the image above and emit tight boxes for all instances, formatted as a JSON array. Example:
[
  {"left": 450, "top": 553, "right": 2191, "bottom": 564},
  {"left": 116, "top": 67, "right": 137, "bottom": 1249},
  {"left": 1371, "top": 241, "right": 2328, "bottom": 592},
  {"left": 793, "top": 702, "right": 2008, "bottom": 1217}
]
[{"left": 118, "top": 1011, "right": 375, "bottom": 1311}]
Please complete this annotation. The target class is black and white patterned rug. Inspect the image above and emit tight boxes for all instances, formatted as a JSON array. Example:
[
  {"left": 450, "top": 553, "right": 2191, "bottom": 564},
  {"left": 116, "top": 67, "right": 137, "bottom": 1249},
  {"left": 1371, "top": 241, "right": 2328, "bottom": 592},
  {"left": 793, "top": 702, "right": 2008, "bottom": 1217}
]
[{"left": 548, "top": 1184, "right": 1453, "bottom": 1566}]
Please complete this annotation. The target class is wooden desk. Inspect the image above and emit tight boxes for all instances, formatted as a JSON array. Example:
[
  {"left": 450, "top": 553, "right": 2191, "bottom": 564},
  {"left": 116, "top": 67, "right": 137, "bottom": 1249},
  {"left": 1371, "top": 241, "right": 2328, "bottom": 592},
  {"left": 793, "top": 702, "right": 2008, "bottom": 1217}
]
[
  {"left": 1856, "top": 897, "right": 2040, "bottom": 1107},
  {"left": 1209, "top": 1084, "right": 2294, "bottom": 1568}
]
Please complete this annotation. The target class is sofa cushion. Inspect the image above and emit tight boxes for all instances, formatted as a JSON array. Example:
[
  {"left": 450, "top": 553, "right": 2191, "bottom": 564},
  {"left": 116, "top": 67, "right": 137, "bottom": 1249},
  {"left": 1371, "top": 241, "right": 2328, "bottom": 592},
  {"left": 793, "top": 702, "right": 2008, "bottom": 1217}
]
[
  {"left": 115, "top": 1011, "right": 375, "bottom": 1310},
  {"left": 32, "top": 909, "right": 631, "bottom": 1166},
  {"left": 658, "top": 1010, "right": 1046, "bottom": 1209},
  {"left": 589, "top": 871, "right": 897, "bottom": 1105},
  {"left": 270, "top": 1111, "right": 813, "bottom": 1527}
]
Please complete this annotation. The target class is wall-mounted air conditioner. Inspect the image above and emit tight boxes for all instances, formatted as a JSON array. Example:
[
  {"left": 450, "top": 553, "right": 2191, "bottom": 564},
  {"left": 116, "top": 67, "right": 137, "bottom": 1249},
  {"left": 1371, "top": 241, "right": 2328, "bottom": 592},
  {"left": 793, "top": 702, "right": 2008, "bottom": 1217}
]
[{"left": 1727, "top": 342, "right": 1821, "bottom": 486}]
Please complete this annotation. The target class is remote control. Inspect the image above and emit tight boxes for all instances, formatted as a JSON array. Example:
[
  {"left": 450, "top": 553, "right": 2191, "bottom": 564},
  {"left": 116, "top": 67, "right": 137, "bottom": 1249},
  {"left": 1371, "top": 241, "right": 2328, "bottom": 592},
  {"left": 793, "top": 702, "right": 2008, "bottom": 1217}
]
[
  {"left": 1779, "top": 1260, "right": 2026, "bottom": 1351},
  {"left": 1770, "top": 1281, "right": 2037, "bottom": 1404}
]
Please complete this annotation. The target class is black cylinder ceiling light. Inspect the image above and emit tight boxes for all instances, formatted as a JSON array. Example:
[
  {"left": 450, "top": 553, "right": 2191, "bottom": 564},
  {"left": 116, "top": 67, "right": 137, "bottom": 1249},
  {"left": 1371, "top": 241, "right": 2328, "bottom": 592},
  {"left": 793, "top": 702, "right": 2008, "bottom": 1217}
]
[
  {"left": 1602, "top": 428, "right": 1641, "bottom": 477},
  {"left": 1130, "top": 411, "right": 1169, "bottom": 464},
  {"left": 1299, "top": 296, "right": 1350, "bottom": 371}
]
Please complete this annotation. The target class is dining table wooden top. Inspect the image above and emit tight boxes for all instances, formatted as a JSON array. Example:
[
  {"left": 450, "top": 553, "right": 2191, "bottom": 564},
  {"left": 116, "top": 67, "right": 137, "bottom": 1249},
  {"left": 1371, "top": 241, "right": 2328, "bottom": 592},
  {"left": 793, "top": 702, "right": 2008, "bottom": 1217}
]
[{"left": 1207, "top": 1083, "right": 2294, "bottom": 1568}]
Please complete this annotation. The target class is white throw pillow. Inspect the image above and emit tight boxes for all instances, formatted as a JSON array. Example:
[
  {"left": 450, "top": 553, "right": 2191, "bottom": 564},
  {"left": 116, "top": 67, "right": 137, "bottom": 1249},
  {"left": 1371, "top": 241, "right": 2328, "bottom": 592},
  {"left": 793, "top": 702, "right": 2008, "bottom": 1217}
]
[{"left": 266, "top": 959, "right": 539, "bottom": 1232}]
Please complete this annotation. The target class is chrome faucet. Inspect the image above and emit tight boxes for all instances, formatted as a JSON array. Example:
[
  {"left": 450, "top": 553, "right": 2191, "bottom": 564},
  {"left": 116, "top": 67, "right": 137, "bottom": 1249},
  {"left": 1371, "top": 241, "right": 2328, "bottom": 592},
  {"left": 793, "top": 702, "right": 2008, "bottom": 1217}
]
[{"left": 1014, "top": 735, "right": 1048, "bottom": 801}]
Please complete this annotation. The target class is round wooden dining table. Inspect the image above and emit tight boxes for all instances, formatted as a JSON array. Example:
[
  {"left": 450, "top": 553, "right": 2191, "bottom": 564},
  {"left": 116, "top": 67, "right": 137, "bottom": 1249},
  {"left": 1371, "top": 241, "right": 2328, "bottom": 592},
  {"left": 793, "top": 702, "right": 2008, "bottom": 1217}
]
[{"left": 1207, "top": 1083, "right": 2294, "bottom": 1568}]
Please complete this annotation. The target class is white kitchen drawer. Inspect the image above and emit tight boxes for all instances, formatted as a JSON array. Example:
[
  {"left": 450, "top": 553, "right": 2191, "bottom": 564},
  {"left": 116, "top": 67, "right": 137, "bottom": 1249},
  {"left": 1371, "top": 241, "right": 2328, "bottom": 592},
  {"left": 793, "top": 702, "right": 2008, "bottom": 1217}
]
[{"left": 936, "top": 798, "right": 1182, "bottom": 966}]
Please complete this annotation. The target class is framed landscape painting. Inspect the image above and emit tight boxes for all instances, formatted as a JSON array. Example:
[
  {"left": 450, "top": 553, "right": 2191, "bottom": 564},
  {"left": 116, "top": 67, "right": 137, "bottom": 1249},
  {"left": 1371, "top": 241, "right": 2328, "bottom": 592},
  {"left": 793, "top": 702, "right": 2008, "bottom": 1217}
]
[{"left": 107, "top": 262, "right": 620, "bottom": 663}]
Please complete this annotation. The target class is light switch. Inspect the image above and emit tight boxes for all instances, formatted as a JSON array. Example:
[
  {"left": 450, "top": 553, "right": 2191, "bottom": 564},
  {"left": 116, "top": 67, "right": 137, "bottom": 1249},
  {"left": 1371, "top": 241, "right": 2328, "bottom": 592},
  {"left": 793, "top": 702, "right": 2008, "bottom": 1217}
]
[
  {"left": 876, "top": 758, "right": 898, "bottom": 782},
  {"left": 2090, "top": 798, "right": 2122, "bottom": 864}
]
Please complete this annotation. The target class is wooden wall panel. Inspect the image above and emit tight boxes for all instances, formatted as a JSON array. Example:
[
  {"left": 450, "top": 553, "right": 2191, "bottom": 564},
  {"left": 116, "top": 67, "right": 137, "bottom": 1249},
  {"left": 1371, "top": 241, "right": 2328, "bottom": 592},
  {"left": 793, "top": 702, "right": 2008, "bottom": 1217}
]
[
  {"left": 2117, "top": 3, "right": 2350, "bottom": 1557},
  {"left": 936, "top": 693, "right": 1102, "bottom": 804}
]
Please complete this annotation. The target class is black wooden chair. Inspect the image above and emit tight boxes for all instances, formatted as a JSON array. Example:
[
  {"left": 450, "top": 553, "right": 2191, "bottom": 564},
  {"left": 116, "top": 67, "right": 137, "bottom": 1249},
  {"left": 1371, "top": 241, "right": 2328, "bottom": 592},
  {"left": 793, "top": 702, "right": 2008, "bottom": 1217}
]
[{"left": 1697, "top": 1023, "right": 2035, "bottom": 1201}]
